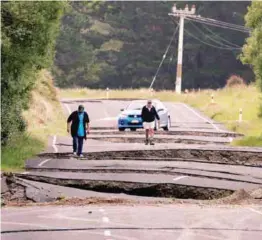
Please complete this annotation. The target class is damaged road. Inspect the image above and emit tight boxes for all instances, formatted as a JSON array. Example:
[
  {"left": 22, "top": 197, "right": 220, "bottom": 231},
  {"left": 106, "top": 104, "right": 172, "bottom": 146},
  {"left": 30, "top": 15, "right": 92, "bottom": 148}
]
[{"left": 2, "top": 100, "right": 262, "bottom": 240}]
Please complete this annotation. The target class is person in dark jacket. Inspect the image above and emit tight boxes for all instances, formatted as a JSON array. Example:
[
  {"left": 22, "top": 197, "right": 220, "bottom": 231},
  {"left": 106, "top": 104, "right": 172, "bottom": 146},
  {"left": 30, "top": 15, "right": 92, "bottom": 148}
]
[
  {"left": 141, "top": 100, "right": 160, "bottom": 145},
  {"left": 67, "top": 105, "right": 90, "bottom": 157}
]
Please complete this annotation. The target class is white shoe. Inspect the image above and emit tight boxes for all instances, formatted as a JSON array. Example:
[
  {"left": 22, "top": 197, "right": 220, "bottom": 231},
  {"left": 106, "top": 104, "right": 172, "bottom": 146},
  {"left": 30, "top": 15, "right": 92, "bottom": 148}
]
[
  {"left": 73, "top": 152, "right": 77, "bottom": 155},
  {"left": 78, "top": 154, "right": 84, "bottom": 158}
]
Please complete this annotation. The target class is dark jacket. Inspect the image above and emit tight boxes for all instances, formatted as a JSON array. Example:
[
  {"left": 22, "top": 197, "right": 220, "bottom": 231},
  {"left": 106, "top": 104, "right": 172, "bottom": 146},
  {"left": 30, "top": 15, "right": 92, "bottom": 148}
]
[
  {"left": 67, "top": 111, "right": 90, "bottom": 138},
  {"left": 141, "top": 106, "right": 160, "bottom": 122}
]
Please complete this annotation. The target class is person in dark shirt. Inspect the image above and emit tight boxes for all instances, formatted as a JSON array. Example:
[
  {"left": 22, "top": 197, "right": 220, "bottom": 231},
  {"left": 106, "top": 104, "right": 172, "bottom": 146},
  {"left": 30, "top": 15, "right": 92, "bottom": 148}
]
[
  {"left": 141, "top": 100, "right": 160, "bottom": 145},
  {"left": 67, "top": 105, "right": 90, "bottom": 157}
]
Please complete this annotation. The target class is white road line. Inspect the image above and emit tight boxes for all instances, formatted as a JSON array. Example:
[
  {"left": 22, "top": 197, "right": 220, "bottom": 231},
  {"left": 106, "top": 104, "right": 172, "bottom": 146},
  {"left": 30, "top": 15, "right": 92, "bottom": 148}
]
[
  {"left": 65, "top": 104, "right": 71, "bottom": 114},
  {"left": 102, "top": 216, "right": 109, "bottom": 223},
  {"left": 52, "top": 135, "right": 58, "bottom": 153},
  {"left": 248, "top": 208, "right": 262, "bottom": 216},
  {"left": 180, "top": 103, "right": 221, "bottom": 131},
  {"left": 104, "top": 230, "right": 111, "bottom": 236},
  {"left": 173, "top": 176, "right": 188, "bottom": 181},
  {"left": 38, "top": 159, "right": 51, "bottom": 167}
]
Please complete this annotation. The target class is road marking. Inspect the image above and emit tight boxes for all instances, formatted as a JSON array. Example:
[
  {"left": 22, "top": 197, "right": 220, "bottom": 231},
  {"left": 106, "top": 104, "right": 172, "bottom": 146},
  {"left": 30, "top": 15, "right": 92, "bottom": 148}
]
[
  {"left": 104, "top": 230, "right": 111, "bottom": 236},
  {"left": 99, "top": 208, "right": 105, "bottom": 213},
  {"left": 173, "top": 176, "right": 188, "bottom": 181},
  {"left": 52, "top": 135, "right": 58, "bottom": 153},
  {"left": 38, "top": 159, "right": 51, "bottom": 167},
  {"left": 180, "top": 103, "right": 221, "bottom": 131},
  {"left": 102, "top": 216, "right": 109, "bottom": 223},
  {"left": 248, "top": 207, "right": 262, "bottom": 216},
  {"left": 65, "top": 104, "right": 71, "bottom": 114}
]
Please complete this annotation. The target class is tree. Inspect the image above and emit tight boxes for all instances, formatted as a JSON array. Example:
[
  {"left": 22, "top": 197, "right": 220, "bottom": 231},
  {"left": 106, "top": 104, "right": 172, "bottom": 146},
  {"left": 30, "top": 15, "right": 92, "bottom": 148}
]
[
  {"left": 1, "top": 1, "right": 67, "bottom": 144},
  {"left": 241, "top": 1, "right": 262, "bottom": 91},
  {"left": 53, "top": 1, "right": 253, "bottom": 90}
]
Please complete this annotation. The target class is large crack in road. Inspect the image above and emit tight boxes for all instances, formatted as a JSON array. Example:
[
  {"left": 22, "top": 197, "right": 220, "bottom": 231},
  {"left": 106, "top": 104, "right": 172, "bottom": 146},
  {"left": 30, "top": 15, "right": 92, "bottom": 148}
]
[{"left": 2, "top": 100, "right": 262, "bottom": 206}]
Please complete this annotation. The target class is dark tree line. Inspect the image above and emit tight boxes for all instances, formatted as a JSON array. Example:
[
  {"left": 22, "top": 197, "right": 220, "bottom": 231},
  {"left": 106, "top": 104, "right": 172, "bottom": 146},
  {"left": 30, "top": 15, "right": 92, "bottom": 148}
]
[{"left": 53, "top": 1, "right": 254, "bottom": 90}]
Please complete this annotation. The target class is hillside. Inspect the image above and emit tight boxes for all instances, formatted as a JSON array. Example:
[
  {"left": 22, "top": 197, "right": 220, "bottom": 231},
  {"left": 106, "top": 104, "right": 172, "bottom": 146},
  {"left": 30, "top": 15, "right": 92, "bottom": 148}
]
[{"left": 53, "top": 1, "right": 253, "bottom": 90}]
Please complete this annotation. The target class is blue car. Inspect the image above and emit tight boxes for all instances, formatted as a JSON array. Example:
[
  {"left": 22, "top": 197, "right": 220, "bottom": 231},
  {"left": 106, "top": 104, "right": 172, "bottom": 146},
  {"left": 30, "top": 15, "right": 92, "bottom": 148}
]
[{"left": 118, "top": 100, "right": 171, "bottom": 131}]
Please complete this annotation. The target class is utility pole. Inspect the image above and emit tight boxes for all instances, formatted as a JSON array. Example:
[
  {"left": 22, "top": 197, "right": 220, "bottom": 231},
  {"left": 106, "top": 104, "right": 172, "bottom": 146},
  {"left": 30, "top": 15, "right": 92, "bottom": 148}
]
[{"left": 169, "top": 4, "right": 196, "bottom": 94}]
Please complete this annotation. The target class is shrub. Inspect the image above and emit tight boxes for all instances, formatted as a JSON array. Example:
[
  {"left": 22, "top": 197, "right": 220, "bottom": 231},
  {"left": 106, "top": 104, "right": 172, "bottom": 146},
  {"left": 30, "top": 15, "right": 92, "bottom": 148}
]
[{"left": 226, "top": 75, "right": 246, "bottom": 88}]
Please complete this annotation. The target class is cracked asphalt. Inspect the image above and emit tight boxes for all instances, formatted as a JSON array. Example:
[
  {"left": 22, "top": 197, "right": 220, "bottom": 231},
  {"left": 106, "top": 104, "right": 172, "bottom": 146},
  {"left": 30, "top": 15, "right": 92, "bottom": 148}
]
[{"left": 2, "top": 99, "right": 262, "bottom": 240}]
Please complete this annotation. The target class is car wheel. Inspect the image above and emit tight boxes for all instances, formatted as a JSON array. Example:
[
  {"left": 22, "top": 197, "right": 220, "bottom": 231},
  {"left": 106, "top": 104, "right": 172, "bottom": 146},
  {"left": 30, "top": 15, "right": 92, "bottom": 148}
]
[
  {"left": 119, "top": 128, "right": 125, "bottom": 131},
  {"left": 130, "top": 128, "right": 136, "bottom": 131},
  {"left": 163, "top": 117, "right": 171, "bottom": 131}
]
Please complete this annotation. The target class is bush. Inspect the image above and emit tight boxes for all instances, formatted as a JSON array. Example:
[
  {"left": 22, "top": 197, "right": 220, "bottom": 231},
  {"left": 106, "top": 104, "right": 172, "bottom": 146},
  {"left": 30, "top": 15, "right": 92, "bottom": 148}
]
[
  {"left": 226, "top": 75, "right": 246, "bottom": 88},
  {"left": 1, "top": 1, "right": 66, "bottom": 145}
]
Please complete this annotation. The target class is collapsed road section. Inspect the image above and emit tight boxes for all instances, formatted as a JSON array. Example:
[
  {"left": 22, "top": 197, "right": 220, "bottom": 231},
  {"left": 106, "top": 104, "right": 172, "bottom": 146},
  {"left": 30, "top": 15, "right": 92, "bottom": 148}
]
[{"left": 2, "top": 100, "right": 262, "bottom": 206}]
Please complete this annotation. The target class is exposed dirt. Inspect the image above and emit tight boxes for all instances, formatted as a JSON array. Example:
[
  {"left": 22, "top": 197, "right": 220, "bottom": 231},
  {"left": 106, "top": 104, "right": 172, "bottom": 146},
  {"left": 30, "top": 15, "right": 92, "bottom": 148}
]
[
  {"left": 2, "top": 173, "right": 262, "bottom": 207},
  {"left": 89, "top": 130, "right": 243, "bottom": 138},
  {"left": 22, "top": 168, "right": 262, "bottom": 186},
  {"left": 88, "top": 137, "right": 227, "bottom": 145},
  {"left": 1, "top": 174, "right": 30, "bottom": 206},
  {"left": 39, "top": 149, "right": 262, "bottom": 166},
  {"left": 85, "top": 149, "right": 262, "bottom": 166},
  {"left": 1, "top": 173, "right": 60, "bottom": 206},
  {"left": 14, "top": 173, "right": 234, "bottom": 200}
]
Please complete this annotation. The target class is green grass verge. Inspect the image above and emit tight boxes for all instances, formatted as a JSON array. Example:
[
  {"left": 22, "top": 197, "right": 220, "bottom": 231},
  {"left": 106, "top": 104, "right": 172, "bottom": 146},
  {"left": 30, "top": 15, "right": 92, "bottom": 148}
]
[
  {"left": 1, "top": 134, "right": 45, "bottom": 171},
  {"left": 233, "top": 136, "right": 262, "bottom": 147}
]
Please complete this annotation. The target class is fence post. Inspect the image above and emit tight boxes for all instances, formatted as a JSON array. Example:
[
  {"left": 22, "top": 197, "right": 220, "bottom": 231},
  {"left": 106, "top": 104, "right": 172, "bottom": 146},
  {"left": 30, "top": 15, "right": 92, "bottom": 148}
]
[
  {"left": 211, "top": 93, "right": 214, "bottom": 104},
  {"left": 106, "top": 87, "right": 109, "bottom": 99},
  {"left": 150, "top": 88, "right": 154, "bottom": 97},
  {"left": 239, "top": 108, "right": 243, "bottom": 122}
]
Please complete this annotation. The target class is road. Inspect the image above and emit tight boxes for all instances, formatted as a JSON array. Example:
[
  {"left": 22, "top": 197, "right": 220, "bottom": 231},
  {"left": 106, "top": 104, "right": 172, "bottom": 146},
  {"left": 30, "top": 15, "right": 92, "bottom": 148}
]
[
  {"left": 2, "top": 99, "right": 262, "bottom": 240},
  {"left": 2, "top": 205, "right": 262, "bottom": 240}
]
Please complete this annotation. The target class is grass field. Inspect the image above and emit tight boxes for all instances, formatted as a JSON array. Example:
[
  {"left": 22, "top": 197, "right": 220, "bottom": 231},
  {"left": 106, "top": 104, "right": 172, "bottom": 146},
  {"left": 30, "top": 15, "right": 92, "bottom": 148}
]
[
  {"left": 1, "top": 70, "right": 66, "bottom": 171},
  {"left": 59, "top": 85, "right": 262, "bottom": 146}
]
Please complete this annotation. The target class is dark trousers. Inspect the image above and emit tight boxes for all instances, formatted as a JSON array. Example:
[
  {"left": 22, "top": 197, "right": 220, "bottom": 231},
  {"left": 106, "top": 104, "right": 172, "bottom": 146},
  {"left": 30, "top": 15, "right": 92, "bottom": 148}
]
[{"left": 73, "top": 136, "right": 84, "bottom": 155}]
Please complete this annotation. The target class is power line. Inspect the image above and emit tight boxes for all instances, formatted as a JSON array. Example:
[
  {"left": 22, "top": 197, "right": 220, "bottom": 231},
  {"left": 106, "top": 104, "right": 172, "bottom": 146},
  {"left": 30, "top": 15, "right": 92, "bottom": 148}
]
[
  {"left": 199, "top": 23, "right": 241, "bottom": 48},
  {"left": 185, "top": 16, "right": 250, "bottom": 33},
  {"left": 186, "top": 16, "right": 249, "bottom": 33},
  {"left": 188, "top": 20, "right": 242, "bottom": 49},
  {"left": 189, "top": 15, "right": 249, "bottom": 31},
  {"left": 149, "top": 24, "right": 179, "bottom": 89},
  {"left": 183, "top": 25, "right": 242, "bottom": 51}
]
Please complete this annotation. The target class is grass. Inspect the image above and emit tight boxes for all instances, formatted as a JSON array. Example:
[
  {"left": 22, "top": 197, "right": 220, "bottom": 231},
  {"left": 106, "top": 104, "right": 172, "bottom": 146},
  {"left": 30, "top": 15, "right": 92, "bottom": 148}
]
[
  {"left": 1, "top": 70, "right": 66, "bottom": 171},
  {"left": 1, "top": 134, "right": 45, "bottom": 171},
  {"left": 59, "top": 85, "right": 262, "bottom": 146}
]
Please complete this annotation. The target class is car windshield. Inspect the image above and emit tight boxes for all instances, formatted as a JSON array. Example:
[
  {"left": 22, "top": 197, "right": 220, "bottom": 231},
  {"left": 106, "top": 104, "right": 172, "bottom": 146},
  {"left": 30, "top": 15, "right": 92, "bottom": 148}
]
[{"left": 126, "top": 101, "right": 157, "bottom": 110}]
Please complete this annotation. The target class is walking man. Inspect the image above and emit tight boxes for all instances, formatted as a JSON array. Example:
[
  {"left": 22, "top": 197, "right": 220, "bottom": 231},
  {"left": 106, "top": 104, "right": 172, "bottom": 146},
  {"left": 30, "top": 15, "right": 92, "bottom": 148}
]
[
  {"left": 67, "top": 105, "right": 90, "bottom": 157},
  {"left": 141, "top": 100, "right": 160, "bottom": 145}
]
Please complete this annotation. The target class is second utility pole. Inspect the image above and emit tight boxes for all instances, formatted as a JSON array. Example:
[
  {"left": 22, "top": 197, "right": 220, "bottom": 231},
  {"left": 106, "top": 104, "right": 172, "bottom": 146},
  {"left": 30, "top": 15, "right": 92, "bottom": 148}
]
[{"left": 169, "top": 4, "right": 196, "bottom": 94}]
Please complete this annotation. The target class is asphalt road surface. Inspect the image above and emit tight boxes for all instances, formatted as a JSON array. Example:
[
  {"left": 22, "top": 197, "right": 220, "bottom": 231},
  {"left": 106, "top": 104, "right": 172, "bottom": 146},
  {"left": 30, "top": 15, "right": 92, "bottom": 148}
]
[
  {"left": 2, "top": 205, "right": 262, "bottom": 240},
  {"left": 2, "top": 98, "right": 262, "bottom": 240}
]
